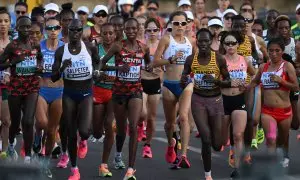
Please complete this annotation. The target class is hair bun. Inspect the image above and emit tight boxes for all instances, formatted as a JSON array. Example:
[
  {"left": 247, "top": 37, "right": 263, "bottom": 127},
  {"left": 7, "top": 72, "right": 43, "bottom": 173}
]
[
  {"left": 0, "top": 6, "right": 8, "bottom": 12},
  {"left": 61, "top": 3, "right": 73, "bottom": 10}
]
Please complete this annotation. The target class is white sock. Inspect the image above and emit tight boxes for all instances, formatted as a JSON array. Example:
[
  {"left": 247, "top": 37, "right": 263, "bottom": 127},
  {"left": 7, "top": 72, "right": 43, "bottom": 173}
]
[
  {"left": 71, "top": 166, "right": 78, "bottom": 170},
  {"left": 205, "top": 171, "right": 211, "bottom": 177},
  {"left": 24, "top": 156, "right": 31, "bottom": 162},
  {"left": 116, "top": 152, "right": 122, "bottom": 157}
]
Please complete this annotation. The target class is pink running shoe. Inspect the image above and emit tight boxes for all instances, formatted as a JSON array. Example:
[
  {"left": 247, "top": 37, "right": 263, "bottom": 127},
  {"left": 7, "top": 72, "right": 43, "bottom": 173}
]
[
  {"left": 40, "top": 145, "right": 46, "bottom": 156},
  {"left": 78, "top": 140, "right": 88, "bottom": 159},
  {"left": 20, "top": 141, "right": 25, "bottom": 157},
  {"left": 165, "top": 138, "right": 177, "bottom": 163},
  {"left": 142, "top": 145, "right": 153, "bottom": 158},
  {"left": 297, "top": 134, "right": 300, "bottom": 140},
  {"left": 57, "top": 153, "right": 69, "bottom": 168},
  {"left": 137, "top": 124, "right": 146, "bottom": 142},
  {"left": 177, "top": 155, "right": 191, "bottom": 168},
  {"left": 68, "top": 167, "right": 80, "bottom": 180}
]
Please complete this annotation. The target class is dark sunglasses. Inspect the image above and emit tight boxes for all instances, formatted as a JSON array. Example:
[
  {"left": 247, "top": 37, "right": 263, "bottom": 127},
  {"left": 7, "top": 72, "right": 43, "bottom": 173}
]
[
  {"left": 45, "top": 25, "right": 61, "bottom": 31},
  {"left": 69, "top": 28, "right": 83, "bottom": 32},
  {"left": 147, "top": 7, "right": 158, "bottom": 11},
  {"left": 94, "top": 13, "right": 107, "bottom": 18},
  {"left": 224, "top": 41, "right": 238, "bottom": 46},
  {"left": 241, "top": 8, "right": 252, "bottom": 13},
  {"left": 172, "top": 21, "right": 187, "bottom": 26},
  {"left": 16, "top": 10, "right": 26, "bottom": 15},
  {"left": 77, "top": 11, "right": 87, "bottom": 15},
  {"left": 224, "top": 16, "right": 233, "bottom": 21},
  {"left": 146, "top": 28, "right": 159, "bottom": 33},
  {"left": 245, "top": 18, "right": 254, "bottom": 23},
  {"left": 167, "top": 28, "right": 172, "bottom": 32}
]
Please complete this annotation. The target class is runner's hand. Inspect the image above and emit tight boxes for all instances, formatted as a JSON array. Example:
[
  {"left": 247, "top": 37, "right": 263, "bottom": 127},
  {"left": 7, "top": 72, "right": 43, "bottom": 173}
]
[
  {"left": 180, "top": 75, "right": 189, "bottom": 89},
  {"left": 118, "top": 64, "right": 130, "bottom": 73},
  {"left": 145, "top": 64, "right": 153, "bottom": 72},
  {"left": 62, "top": 59, "right": 72, "bottom": 70},
  {"left": 269, "top": 74, "right": 282, "bottom": 83}
]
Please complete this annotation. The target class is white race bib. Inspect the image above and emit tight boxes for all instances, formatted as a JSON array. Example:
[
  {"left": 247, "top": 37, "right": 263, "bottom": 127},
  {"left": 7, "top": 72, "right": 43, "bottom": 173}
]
[
  {"left": 43, "top": 53, "right": 55, "bottom": 73},
  {"left": 117, "top": 66, "right": 140, "bottom": 82},
  {"left": 64, "top": 58, "right": 93, "bottom": 80},
  {"left": 261, "top": 72, "right": 279, "bottom": 89},
  {"left": 194, "top": 73, "right": 216, "bottom": 89},
  {"left": 229, "top": 71, "right": 247, "bottom": 81},
  {"left": 16, "top": 56, "right": 37, "bottom": 76}
]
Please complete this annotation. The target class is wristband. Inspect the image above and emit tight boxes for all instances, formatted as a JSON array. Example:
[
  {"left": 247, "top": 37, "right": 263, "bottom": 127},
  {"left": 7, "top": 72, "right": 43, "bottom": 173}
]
[{"left": 168, "top": 56, "right": 174, "bottom": 64}]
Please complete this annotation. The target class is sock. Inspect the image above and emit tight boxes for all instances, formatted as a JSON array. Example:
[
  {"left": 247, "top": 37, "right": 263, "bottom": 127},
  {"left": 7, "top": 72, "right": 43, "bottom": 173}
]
[
  {"left": 205, "top": 171, "right": 211, "bottom": 177},
  {"left": 116, "top": 152, "right": 122, "bottom": 157}
]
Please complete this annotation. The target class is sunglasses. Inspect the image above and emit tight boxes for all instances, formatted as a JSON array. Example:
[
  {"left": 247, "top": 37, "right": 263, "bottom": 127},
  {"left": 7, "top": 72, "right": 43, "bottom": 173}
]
[
  {"left": 241, "top": 8, "right": 252, "bottom": 13},
  {"left": 94, "top": 13, "right": 108, "bottom": 18},
  {"left": 167, "top": 28, "right": 172, "bottom": 32},
  {"left": 16, "top": 10, "right": 26, "bottom": 15},
  {"left": 147, "top": 7, "right": 158, "bottom": 11},
  {"left": 224, "top": 16, "right": 233, "bottom": 21},
  {"left": 69, "top": 28, "right": 83, "bottom": 32},
  {"left": 77, "top": 11, "right": 87, "bottom": 15},
  {"left": 172, "top": 21, "right": 187, "bottom": 26},
  {"left": 45, "top": 25, "right": 61, "bottom": 31},
  {"left": 245, "top": 18, "right": 254, "bottom": 23},
  {"left": 146, "top": 28, "right": 159, "bottom": 33},
  {"left": 224, "top": 41, "right": 238, "bottom": 46}
]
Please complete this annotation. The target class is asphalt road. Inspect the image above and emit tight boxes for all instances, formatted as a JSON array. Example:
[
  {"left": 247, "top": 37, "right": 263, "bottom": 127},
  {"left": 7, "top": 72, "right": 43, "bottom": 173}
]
[{"left": 2, "top": 101, "right": 300, "bottom": 180}]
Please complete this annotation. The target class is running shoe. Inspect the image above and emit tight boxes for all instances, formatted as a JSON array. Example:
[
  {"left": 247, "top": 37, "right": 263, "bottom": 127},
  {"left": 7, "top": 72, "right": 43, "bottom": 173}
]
[
  {"left": 165, "top": 138, "right": 177, "bottom": 163},
  {"left": 281, "top": 158, "right": 289, "bottom": 168},
  {"left": 113, "top": 155, "right": 126, "bottom": 169},
  {"left": 43, "top": 167, "right": 53, "bottom": 179},
  {"left": 24, "top": 156, "right": 31, "bottom": 164},
  {"left": 256, "top": 128, "right": 265, "bottom": 144},
  {"left": 20, "top": 141, "right": 25, "bottom": 157},
  {"left": 251, "top": 139, "right": 258, "bottom": 150},
  {"left": 297, "top": 134, "right": 300, "bottom": 140},
  {"left": 243, "top": 154, "right": 252, "bottom": 165},
  {"left": 228, "top": 149, "right": 235, "bottom": 168},
  {"left": 78, "top": 140, "right": 88, "bottom": 159},
  {"left": 220, "top": 145, "right": 224, "bottom": 152},
  {"left": 68, "top": 167, "right": 80, "bottom": 180},
  {"left": 33, "top": 133, "right": 42, "bottom": 154},
  {"left": 142, "top": 145, "right": 153, "bottom": 158},
  {"left": 226, "top": 139, "right": 230, "bottom": 146},
  {"left": 99, "top": 135, "right": 105, "bottom": 143},
  {"left": 230, "top": 168, "right": 240, "bottom": 179},
  {"left": 91, "top": 137, "right": 99, "bottom": 143},
  {"left": 123, "top": 168, "right": 136, "bottom": 180},
  {"left": 170, "top": 157, "right": 180, "bottom": 170},
  {"left": 177, "top": 155, "right": 191, "bottom": 168},
  {"left": 7, "top": 148, "right": 18, "bottom": 161},
  {"left": 177, "top": 139, "right": 182, "bottom": 150},
  {"left": 99, "top": 164, "right": 112, "bottom": 177},
  {"left": 39, "top": 145, "right": 46, "bottom": 156},
  {"left": 0, "top": 151, "right": 7, "bottom": 159},
  {"left": 195, "top": 132, "right": 200, "bottom": 138},
  {"left": 137, "top": 124, "right": 146, "bottom": 142},
  {"left": 57, "top": 153, "right": 69, "bottom": 168},
  {"left": 52, "top": 145, "right": 61, "bottom": 159},
  {"left": 205, "top": 176, "right": 213, "bottom": 180}
]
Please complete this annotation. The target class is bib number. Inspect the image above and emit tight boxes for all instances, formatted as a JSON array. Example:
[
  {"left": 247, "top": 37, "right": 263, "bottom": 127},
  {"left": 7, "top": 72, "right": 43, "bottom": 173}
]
[
  {"left": 261, "top": 72, "right": 279, "bottom": 89},
  {"left": 117, "top": 66, "right": 140, "bottom": 82},
  {"left": 16, "top": 56, "right": 37, "bottom": 76},
  {"left": 194, "top": 73, "right": 215, "bottom": 89}
]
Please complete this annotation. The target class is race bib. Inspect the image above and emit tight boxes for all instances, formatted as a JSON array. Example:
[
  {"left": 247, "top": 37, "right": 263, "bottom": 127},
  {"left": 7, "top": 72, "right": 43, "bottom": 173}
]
[
  {"left": 175, "top": 49, "right": 190, "bottom": 65},
  {"left": 261, "top": 72, "right": 279, "bottom": 89},
  {"left": 16, "top": 56, "right": 37, "bottom": 76},
  {"left": 0, "top": 71, "right": 4, "bottom": 81},
  {"left": 229, "top": 70, "right": 247, "bottom": 81},
  {"left": 194, "top": 73, "right": 216, "bottom": 89},
  {"left": 117, "top": 66, "right": 140, "bottom": 82},
  {"left": 43, "top": 53, "right": 55, "bottom": 73},
  {"left": 103, "top": 62, "right": 116, "bottom": 84},
  {"left": 64, "top": 58, "right": 93, "bottom": 80}
]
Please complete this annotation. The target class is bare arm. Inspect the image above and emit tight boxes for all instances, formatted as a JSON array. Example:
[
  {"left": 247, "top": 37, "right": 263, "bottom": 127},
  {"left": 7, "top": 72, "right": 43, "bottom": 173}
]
[
  {"left": 245, "top": 56, "right": 256, "bottom": 76},
  {"left": 100, "top": 42, "right": 121, "bottom": 71},
  {"left": 152, "top": 35, "right": 171, "bottom": 67},
  {"left": 82, "top": 28, "right": 91, "bottom": 42},
  {"left": 180, "top": 55, "right": 193, "bottom": 88},
  {"left": 248, "top": 63, "right": 264, "bottom": 89},
  {"left": 51, "top": 46, "right": 64, "bottom": 82},
  {"left": 281, "top": 62, "right": 299, "bottom": 91},
  {"left": 216, "top": 54, "right": 231, "bottom": 88}
]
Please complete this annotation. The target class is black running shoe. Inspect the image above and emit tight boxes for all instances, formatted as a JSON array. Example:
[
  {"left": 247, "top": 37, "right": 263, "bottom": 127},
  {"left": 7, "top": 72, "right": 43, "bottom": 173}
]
[
  {"left": 170, "top": 157, "right": 181, "bottom": 170},
  {"left": 51, "top": 145, "right": 61, "bottom": 159},
  {"left": 230, "top": 169, "right": 240, "bottom": 179}
]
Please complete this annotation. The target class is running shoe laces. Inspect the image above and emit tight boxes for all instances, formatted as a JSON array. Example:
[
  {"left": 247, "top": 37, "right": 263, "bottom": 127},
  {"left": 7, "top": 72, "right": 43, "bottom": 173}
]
[
  {"left": 68, "top": 168, "right": 80, "bottom": 180},
  {"left": 99, "top": 164, "right": 112, "bottom": 177},
  {"left": 177, "top": 155, "right": 191, "bottom": 168},
  {"left": 165, "top": 138, "right": 177, "bottom": 163},
  {"left": 257, "top": 128, "right": 265, "bottom": 144},
  {"left": 142, "top": 145, "right": 153, "bottom": 158},
  {"left": 251, "top": 139, "right": 258, "bottom": 149},
  {"left": 114, "top": 156, "right": 125, "bottom": 169},
  {"left": 123, "top": 169, "right": 136, "bottom": 180},
  {"left": 57, "top": 153, "right": 69, "bottom": 168},
  {"left": 78, "top": 140, "right": 88, "bottom": 159}
]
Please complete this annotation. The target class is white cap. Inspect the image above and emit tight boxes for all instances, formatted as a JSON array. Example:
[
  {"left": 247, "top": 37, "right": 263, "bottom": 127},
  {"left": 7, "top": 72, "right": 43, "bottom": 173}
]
[
  {"left": 208, "top": 18, "right": 223, "bottom": 27},
  {"left": 185, "top": 11, "right": 194, "bottom": 20},
  {"left": 222, "top": 9, "right": 238, "bottom": 18},
  {"left": 296, "top": 4, "right": 300, "bottom": 12},
  {"left": 178, "top": 0, "right": 191, "bottom": 7},
  {"left": 77, "top": 6, "right": 89, "bottom": 14},
  {"left": 118, "top": 0, "right": 134, "bottom": 6},
  {"left": 44, "top": 3, "right": 59, "bottom": 13},
  {"left": 93, "top": 5, "right": 108, "bottom": 14}
]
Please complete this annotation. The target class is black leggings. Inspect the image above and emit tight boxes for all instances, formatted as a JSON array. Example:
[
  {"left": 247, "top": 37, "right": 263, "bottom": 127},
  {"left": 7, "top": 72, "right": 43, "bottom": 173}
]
[
  {"left": 62, "top": 95, "right": 93, "bottom": 167},
  {"left": 8, "top": 93, "right": 38, "bottom": 157}
]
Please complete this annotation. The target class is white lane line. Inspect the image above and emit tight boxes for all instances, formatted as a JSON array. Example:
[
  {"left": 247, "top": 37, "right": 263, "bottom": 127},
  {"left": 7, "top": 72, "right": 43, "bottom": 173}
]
[{"left": 153, "top": 137, "right": 221, "bottom": 158}]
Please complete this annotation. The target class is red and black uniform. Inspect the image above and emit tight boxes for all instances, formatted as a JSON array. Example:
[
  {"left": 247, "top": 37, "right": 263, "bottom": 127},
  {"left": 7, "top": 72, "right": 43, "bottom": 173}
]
[
  {"left": 8, "top": 40, "right": 40, "bottom": 96},
  {"left": 113, "top": 40, "right": 144, "bottom": 100},
  {"left": 89, "top": 26, "right": 101, "bottom": 43}
]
